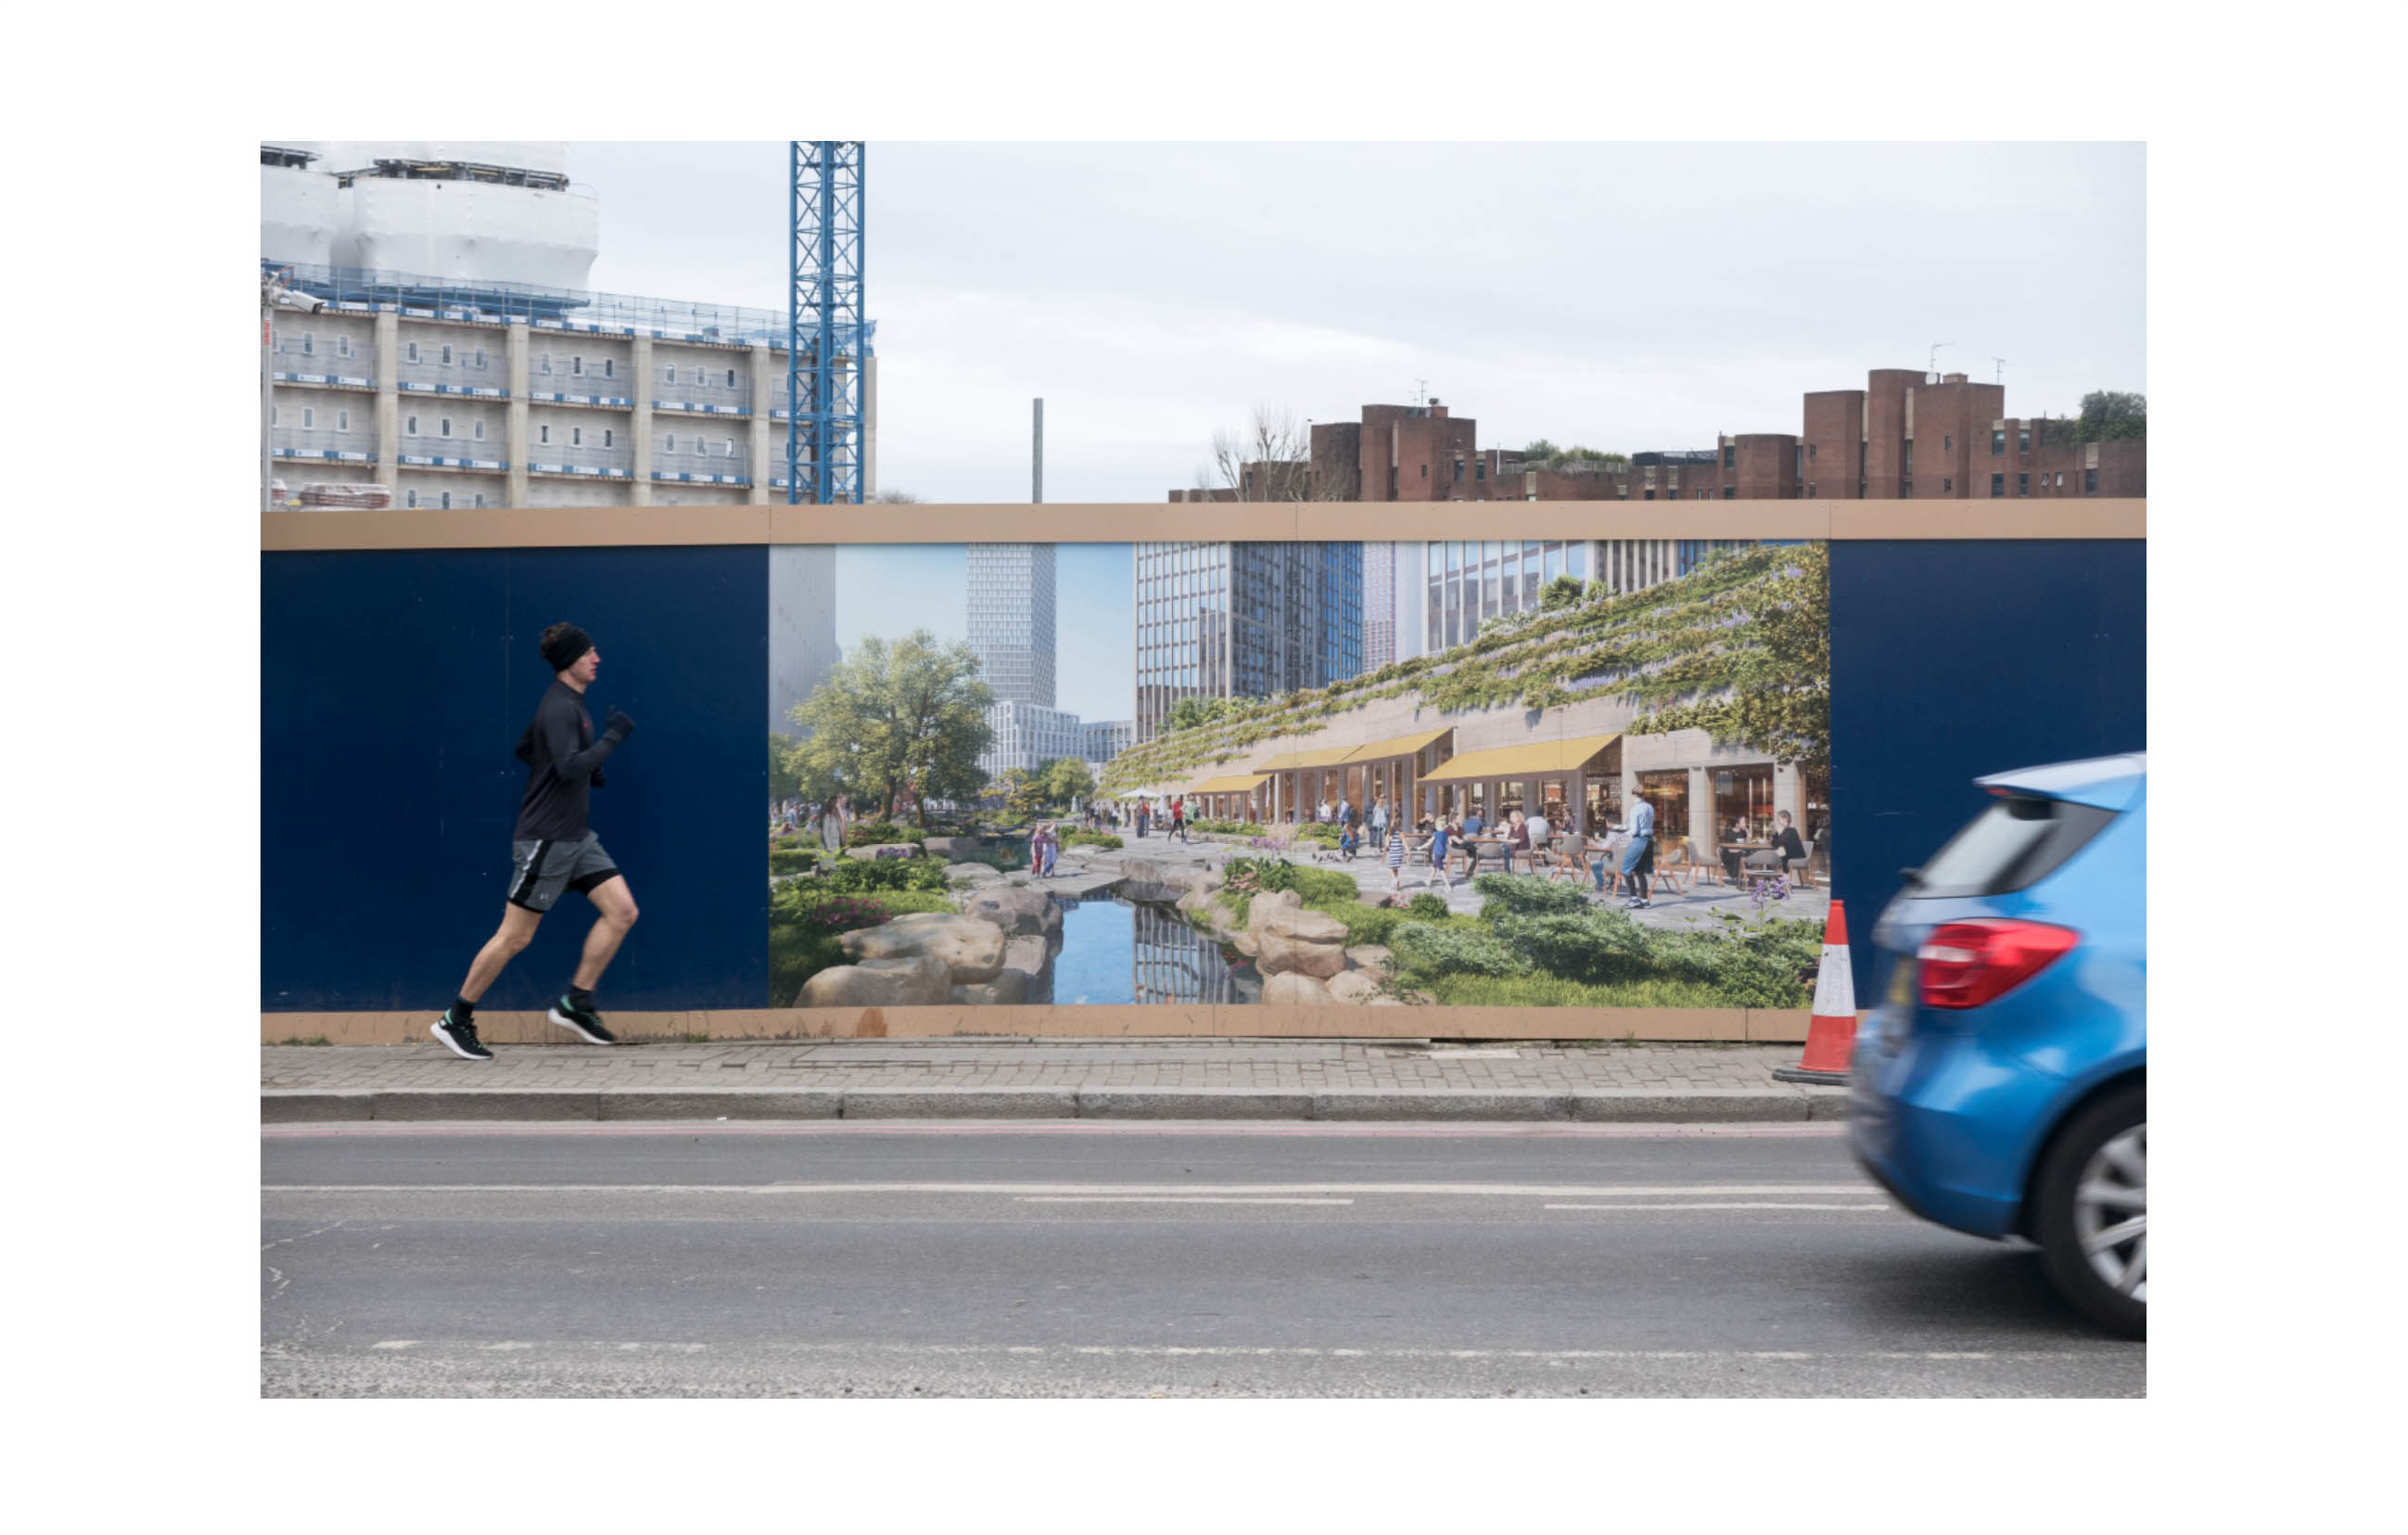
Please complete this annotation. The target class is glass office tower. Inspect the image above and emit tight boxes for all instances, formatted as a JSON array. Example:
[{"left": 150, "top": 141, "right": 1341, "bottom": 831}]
[{"left": 1134, "top": 542, "right": 1363, "bottom": 741}]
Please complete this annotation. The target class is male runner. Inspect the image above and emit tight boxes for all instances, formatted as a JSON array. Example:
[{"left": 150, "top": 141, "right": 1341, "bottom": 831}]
[{"left": 432, "top": 622, "right": 637, "bottom": 1060}]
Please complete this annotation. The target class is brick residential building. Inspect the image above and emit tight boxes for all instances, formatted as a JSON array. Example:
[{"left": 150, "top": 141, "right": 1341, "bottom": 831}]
[{"left": 1169, "top": 370, "right": 2143, "bottom": 505}]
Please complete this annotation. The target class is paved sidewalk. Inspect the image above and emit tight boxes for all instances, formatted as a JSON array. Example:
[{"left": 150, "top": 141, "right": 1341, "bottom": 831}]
[{"left": 261, "top": 1039, "right": 1845, "bottom": 1124}]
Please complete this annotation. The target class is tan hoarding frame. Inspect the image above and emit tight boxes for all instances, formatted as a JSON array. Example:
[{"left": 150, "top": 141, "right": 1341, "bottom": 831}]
[
  {"left": 260, "top": 498, "right": 2141, "bottom": 1043},
  {"left": 260, "top": 498, "right": 2144, "bottom": 551}
]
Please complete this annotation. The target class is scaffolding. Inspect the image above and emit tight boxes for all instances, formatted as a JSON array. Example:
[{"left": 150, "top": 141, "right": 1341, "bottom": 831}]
[{"left": 261, "top": 258, "right": 874, "bottom": 354}]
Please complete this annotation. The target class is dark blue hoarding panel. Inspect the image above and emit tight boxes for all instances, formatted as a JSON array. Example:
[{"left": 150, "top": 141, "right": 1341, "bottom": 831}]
[
  {"left": 1828, "top": 539, "right": 2145, "bottom": 993},
  {"left": 262, "top": 546, "right": 767, "bottom": 1011}
]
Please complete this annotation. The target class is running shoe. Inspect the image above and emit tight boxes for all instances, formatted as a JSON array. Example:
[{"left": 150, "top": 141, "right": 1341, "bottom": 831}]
[
  {"left": 548, "top": 996, "right": 619, "bottom": 1045},
  {"left": 432, "top": 1009, "right": 494, "bottom": 1061}
]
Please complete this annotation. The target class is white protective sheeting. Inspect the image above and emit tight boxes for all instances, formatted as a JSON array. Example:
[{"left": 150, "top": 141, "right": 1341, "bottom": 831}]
[
  {"left": 261, "top": 163, "right": 338, "bottom": 267},
  {"left": 338, "top": 176, "right": 600, "bottom": 291}
]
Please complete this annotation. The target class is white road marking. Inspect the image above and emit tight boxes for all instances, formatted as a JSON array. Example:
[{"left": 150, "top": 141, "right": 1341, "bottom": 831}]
[
  {"left": 1545, "top": 1202, "right": 1890, "bottom": 1212},
  {"left": 313, "top": 1340, "right": 2091, "bottom": 1363},
  {"left": 1014, "top": 1196, "right": 1354, "bottom": 1206},
  {"left": 263, "top": 1182, "right": 1876, "bottom": 1198}
]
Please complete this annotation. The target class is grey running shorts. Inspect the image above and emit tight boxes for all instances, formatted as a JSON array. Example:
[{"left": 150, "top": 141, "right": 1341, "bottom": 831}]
[{"left": 506, "top": 834, "right": 621, "bottom": 914}]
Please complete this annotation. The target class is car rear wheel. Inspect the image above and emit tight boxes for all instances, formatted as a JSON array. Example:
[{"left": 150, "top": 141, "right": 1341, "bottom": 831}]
[{"left": 2032, "top": 1085, "right": 2146, "bottom": 1337}]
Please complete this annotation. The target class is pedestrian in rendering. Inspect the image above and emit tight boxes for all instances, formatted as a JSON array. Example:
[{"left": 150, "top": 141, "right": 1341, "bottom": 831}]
[
  {"left": 1504, "top": 809, "right": 1530, "bottom": 874},
  {"left": 1171, "top": 796, "right": 1188, "bottom": 842},
  {"left": 433, "top": 622, "right": 636, "bottom": 1061},
  {"left": 1425, "top": 817, "right": 1453, "bottom": 889},
  {"left": 1137, "top": 800, "right": 1150, "bottom": 838},
  {"left": 1771, "top": 809, "right": 1808, "bottom": 878},
  {"left": 1385, "top": 820, "right": 1408, "bottom": 892},
  {"left": 1369, "top": 794, "right": 1389, "bottom": 847},
  {"left": 1459, "top": 808, "right": 1484, "bottom": 878},
  {"left": 1622, "top": 792, "right": 1657, "bottom": 909}
]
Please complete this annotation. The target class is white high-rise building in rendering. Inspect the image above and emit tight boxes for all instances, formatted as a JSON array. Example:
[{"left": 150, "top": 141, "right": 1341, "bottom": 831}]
[
  {"left": 1363, "top": 542, "right": 1398, "bottom": 670},
  {"left": 979, "top": 702, "right": 1087, "bottom": 781},
  {"left": 965, "top": 544, "right": 1056, "bottom": 707}
]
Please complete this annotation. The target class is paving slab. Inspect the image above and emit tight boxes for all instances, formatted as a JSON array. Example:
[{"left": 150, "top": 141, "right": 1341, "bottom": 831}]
[{"left": 259, "top": 1040, "right": 1841, "bottom": 1124}]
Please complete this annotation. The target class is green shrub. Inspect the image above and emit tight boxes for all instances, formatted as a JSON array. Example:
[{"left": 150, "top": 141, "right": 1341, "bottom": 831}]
[
  {"left": 769, "top": 848, "right": 821, "bottom": 876},
  {"left": 816, "top": 854, "right": 952, "bottom": 894},
  {"left": 1390, "top": 920, "right": 1530, "bottom": 979},
  {"left": 1189, "top": 819, "right": 1267, "bottom": 837},
  {"left": 1471, "top": 872, "right": 1591, "bottom": 918},
  {"left": 1320, "top": 900, "right": 1408, "bottom": 947},
  {"left": 1483, "top": 907, "right": 1659, "bottom": 986},
  {"left": 843, "top": 821, "right": 923, "bottom": 848},
  {"left": 1229, "top": 859, "right": 1355, "bottom": 907},
  {"left": 1293, "top": 822, "right": 1345, "bottom": 846},
  {"left": 1061, "top": 830, "right": 1123, "bottom": 851},
  {"left": 1406, "top": 892, "right": 1451, "bottom": 922},
  {"left": 1650, "top": 916, "right": 1825, "bottom": 1008}
]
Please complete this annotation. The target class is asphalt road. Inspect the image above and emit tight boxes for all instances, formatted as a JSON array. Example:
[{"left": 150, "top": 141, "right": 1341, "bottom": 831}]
[{"left": 261, "top": 1119, "right": 2145, "bottom": 1398}]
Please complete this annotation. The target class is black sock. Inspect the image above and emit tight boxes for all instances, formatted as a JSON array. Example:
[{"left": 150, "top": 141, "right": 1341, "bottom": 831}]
[
  {"left": 452, "top": 995, "right": 477, "bottom": 1022},
  {"left": 567, "top": 985, "right": 594, "bottom": 1011}
]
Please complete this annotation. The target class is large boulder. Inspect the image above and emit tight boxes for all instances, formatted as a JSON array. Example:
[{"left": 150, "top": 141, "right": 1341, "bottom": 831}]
[
  {"left": 1344, "top": 944, "right": 1396, "bottom": 978},
  {"left": 949, "top": 970, "right": 1028, "bottom": 1005},
  {"left": 839, "top": 913, "right": 1008, "bottom": 985},
  {"left": 1327, "top": 969, "right": 1384, "bottom": 1005},
  {"left": 845, "top": 842, "right": 922, "bottom": 861},
  {"left": 922, "top": 836, "right": 982, "bottom": 861},
  {"left": 1247, "top": 889, "right": 1349, "bottom": 980},
  {"left": 1002, "top": 933, "right": 1055, "bottom": 983},
  {"left": 1117, "top": 856, "right": 1217, "bottom": 905},
  {"left": 961, "top": 887, "right": 1063, "bottom": 940},
  {"left": 796, "top": 954, "right": 951, "bottom": 1007},
  {"left": 946, "top": 861, "right": 1004, "bottom": 887},
  {"left": 1262, "top": 971, "right": 1335, "bottom": 1005}
]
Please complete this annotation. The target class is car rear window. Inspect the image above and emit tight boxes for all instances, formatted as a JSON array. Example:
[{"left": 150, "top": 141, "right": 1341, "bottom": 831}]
[{"left": 1909, "top": 794, "right": 2117, "bottom": 899}]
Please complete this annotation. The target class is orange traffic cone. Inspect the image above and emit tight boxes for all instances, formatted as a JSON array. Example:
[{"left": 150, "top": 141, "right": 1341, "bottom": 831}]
[{"left": 1773, "top": 898, "right": 1855, "bottom": 1085}]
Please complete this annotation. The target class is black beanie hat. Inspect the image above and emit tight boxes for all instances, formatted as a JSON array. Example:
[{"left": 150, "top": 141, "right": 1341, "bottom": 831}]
[{"left": 541, "top": 624, "right": 593, "bottom": 673}]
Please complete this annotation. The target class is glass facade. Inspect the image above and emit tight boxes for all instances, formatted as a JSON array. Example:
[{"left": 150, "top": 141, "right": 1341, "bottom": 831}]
[
  {"left": 1134, "top": 542, "right": 1364, "bottom": 741},
  {"left": 1636, "top": 770, "right": 1690, "bottom": 850},
  {"left": 1421, "top": 539, "right": 1593, "bottom": 652},
  {"left": 966, "top": 544, "right": 1057, "bottom": 708},
  {"left": 1712, "top": 764, "right": 1777, "bottom": 845}
]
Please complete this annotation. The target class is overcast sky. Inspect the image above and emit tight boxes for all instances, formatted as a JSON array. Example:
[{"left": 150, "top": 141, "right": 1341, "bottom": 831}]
[{"left": 575, "top": 142, "right": 2143, "bottom": 504}]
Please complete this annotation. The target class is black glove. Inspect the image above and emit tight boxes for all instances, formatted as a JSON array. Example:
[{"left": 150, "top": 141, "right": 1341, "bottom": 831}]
[{"left": 605, "top": 709, "right": 635, "bottom": 739}]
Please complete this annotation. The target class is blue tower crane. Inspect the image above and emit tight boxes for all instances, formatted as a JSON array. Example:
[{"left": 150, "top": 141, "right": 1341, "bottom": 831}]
[{"left": 787, "top": 141, "right": 865, "bottom": 505}]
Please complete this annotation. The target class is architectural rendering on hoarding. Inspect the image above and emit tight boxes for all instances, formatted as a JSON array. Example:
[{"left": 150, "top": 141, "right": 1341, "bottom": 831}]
[{"left": 767, "top": 539, "right": 1830, "bottom": 1012}]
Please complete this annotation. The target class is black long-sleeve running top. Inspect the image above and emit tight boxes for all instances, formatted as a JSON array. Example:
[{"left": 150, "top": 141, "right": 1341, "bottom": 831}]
[{"left": 513, "top": 679, "right": 629, "bottom": 840}]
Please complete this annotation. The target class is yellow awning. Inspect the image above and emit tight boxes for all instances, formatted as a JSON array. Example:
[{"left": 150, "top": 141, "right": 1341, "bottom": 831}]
[
  {"left": 1189, "top": 773, "right": 1269, "bottom": 796},
  {"left": 1343, "top": 726, "right": 1453, "bottom": 763},
  {"left": 1416, "top": 733, "right": 1623, "bottom": 785},
  {"left": 1252, "top": 744, "right": 1357, "bottom": 773}
]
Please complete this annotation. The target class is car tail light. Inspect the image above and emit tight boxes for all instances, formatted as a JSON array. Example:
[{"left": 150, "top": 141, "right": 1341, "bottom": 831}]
[{"left": 1917, "top": 919, "right": 2080, "bottom": 1009}]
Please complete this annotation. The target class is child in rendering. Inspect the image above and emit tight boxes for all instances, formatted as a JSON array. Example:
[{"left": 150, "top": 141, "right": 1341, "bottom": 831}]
[
  {"left": 1385, "top": 821, "right": 1408, "bottom": 892},
  {"left": 1425, "top": 817, "right": 1452, "bottom": 889}
]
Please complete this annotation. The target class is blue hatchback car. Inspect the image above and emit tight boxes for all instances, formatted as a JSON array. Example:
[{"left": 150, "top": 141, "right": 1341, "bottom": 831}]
[{"left": 1849, "top": 753, "right": 2146, "bottom": 1337}]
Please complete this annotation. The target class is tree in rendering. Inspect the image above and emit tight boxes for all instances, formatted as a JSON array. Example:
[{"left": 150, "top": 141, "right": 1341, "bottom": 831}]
[{"left": 786, "top": 630, "right": 995, "bottom": 827}]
